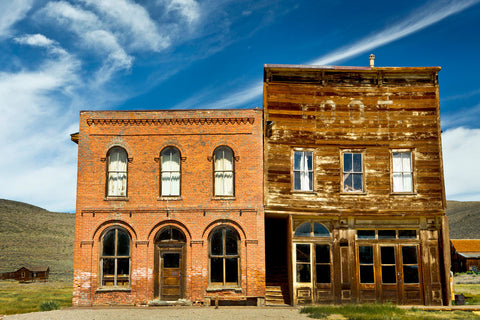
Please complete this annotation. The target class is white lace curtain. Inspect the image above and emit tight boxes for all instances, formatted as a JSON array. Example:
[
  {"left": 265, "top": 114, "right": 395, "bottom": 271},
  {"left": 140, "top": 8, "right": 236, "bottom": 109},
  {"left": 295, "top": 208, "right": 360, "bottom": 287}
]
[
  {"left": 392, "top": 152, "right": 412, "bottom": 192},
  {"left": 161, "top": 148, "right": 180, "bottom": 196},
  {"left": 214, "top": 147, "right": 233, "bottom": 196},
  {"left": 107, "top": 147, "right": 127, "bottom": 196}
]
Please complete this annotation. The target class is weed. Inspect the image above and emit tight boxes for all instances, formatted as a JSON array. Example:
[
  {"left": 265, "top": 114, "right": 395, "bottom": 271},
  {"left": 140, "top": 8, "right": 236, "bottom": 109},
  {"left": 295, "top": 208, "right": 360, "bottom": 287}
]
[{"left": 39, "top": 301, "right": 59, "bottom": 311}]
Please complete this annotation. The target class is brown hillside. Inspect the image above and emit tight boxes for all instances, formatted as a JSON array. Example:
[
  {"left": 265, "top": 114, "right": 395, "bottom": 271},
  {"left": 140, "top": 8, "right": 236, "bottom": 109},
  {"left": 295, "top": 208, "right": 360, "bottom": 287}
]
[
  {"left": 446, "top": 200, "right": 480, "bottom": 239},
  {"left": 0, "top": 199, "right": 75, "bottom": 281}
]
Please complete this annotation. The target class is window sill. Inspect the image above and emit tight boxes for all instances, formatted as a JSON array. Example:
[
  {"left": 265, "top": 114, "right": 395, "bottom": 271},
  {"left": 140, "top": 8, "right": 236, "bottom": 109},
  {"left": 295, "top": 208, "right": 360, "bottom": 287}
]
[
  {"left": 158, "top": 196, "right": 183, "bottom": 201},
  {"left": 390, "top": 192, "right": 417, "bottom": 196},
  {"left": 104, "top": 196, "right": 129, "bottom": 201},
  {"left": 291, "top": 190, "right": 317, "bottom": 195},
  {"left": 206, "top": 286, "right": 242, "bottom": 292},
  {"left": 96, "top": 287, "right": 131, "bottom": 292},
  {"left": 340, "top": 192, "right": 366, "bottom": 196},
  {"left": 211, "top": 196, "right": 236, "bottom": 201}
]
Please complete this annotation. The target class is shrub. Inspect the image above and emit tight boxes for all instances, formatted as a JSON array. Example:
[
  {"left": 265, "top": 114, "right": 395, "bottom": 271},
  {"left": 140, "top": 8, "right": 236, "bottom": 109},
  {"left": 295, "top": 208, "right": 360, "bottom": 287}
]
[{"left": 39, "top": 301, "right": 59, "bottom": 311}]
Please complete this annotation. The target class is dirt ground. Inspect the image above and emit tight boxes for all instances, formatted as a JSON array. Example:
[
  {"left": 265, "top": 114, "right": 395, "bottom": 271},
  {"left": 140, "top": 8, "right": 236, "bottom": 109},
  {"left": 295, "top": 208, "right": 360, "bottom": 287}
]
[{"left": 2, "top": 306, "right": 311, "bottom": 320}]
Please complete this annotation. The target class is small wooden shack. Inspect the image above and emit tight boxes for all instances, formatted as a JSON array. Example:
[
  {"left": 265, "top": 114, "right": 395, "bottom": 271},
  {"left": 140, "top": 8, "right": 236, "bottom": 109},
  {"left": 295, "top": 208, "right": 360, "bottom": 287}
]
[
  {"left": 451, "top": 240, "right": 480, "bottom": 273},
  {"left": 0, "top": 266, "right": 49, "bottom": 282}
]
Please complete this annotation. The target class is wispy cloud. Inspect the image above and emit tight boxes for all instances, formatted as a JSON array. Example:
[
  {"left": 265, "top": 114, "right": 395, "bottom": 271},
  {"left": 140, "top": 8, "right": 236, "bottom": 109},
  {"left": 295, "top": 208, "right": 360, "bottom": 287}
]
[
  {"left": 0, "top": 0, "right": 33, "bottom": 38},
  {"left": 442, "top": 102, "right": 480, "bottom": 129},
  {"left": 80, "top": 0, "right": 171, "bottom": 52},
  {"left": 196, "top": 0, "right": 479, "bottom": 109}
]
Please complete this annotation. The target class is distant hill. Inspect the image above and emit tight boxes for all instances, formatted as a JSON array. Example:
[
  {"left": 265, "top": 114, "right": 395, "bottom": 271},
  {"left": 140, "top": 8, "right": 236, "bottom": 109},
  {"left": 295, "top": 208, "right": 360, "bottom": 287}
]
[
  {"left": 447, "top": 200, "right": 480, "bottom": 239},
  {"left": 0, "top": 199, "right": 477, "bottom": 282},
  {"left": 0, "top": 199, "right": 74, "bottom": 281}
]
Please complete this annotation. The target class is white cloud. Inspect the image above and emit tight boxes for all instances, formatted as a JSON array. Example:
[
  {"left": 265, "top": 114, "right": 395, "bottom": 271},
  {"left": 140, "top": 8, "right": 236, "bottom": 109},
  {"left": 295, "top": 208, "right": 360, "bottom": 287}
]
[
  {"left": 0, "top": 0, "right": 33, "bottom": 38},
  {"left": 0, "top": 36, "right": 80, "bottom": 212},
  {"left": 442, "top": 127, "right": 480, "bottom": 200},
  {"left": 80, "top": 0, "right": 171, "bottom": 52},
  {"left": 158, "top": 0, "right": 200, "bottom": 25},
  {"left": 14, "top": 33, "right": 55, "bottom": 47}
]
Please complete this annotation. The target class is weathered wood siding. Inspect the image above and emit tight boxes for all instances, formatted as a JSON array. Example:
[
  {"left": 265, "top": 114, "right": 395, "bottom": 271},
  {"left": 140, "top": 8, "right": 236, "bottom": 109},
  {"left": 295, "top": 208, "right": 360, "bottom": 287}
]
[{"left": 264, "top": 66, "right": 445, "bottom": 216}]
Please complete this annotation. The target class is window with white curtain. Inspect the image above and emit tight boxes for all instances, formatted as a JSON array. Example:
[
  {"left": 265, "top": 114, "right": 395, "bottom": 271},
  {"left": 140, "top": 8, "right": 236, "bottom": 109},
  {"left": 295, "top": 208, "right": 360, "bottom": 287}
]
[
  {"left": 214, "top": 146, "right": 234, "bottom": 196},
  {"left": 293, "top": 151, "right": 313, "bottom": 191},
  {"left": 107, "top": 147, "right": 127, "bottom": 196},
  {"left": 392, "top": 152, "right": 413, "bottom": 192},
  {"left": 161, "top": 147, "right": 181, "bottom": 196}
]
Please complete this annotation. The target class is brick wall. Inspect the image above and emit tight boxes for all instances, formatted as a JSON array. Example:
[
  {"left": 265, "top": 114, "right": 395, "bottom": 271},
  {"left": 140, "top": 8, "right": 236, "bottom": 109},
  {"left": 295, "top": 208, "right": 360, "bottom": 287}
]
[{"left": 72, "top": 109, "right": 265, "bottom": 306}]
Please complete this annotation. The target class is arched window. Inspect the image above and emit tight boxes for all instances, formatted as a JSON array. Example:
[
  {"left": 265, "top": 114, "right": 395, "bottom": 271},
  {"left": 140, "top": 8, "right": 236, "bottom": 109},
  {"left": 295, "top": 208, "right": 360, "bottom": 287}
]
[
  {"left": 294, "top": 222, "right": 330, "bottom": 237},
  {"left": 214, "top": 147, "right": 234, "bottom": 196},
  {"left": 156, "top": 226, "right": 186, "bottom": 243},
  {"left": 100, "top": 228, "right": 131, "bottom": 287},
  {"left": 161, "top": 147, "right": 181, "bottom": 196},
  {"left": 107, "top": 147, "right": 127, "bottom": 196},
  {"left": 209, "top": 227, "right": 239, "bottom": 286}
]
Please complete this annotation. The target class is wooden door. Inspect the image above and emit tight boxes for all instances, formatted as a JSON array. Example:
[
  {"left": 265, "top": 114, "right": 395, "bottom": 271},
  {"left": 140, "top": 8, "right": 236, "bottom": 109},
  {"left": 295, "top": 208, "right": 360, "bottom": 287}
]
[
  {"left": 379, "top": 245, "right": 399, "bottom": 303},
  {"left": 398, "top": 245, "right": 422, "bottom": 305},
  {"left": 160, "top": 251, "right": 183, "bottom": 300},
  {"left": 358, "top": 245, "right": 376, "bottom": 303}
]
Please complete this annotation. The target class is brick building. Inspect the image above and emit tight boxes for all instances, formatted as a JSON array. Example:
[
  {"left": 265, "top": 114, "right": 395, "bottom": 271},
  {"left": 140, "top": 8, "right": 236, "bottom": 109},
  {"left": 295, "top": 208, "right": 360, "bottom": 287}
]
[{"left": 71, "top": 109, "right": 265, "bottom": 306}]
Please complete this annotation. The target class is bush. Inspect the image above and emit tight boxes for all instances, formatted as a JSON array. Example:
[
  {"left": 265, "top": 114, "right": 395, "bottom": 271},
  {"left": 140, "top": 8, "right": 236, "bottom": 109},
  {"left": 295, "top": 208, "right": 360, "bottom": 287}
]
[{"left": 39, "top": 301, "right": 59, "bottom": 311}]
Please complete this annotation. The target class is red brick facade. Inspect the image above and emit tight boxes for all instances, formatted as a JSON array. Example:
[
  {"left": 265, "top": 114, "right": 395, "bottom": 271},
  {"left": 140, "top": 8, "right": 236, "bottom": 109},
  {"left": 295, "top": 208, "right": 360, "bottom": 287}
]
[{"left": 72, "top": 109, "right": 265, "bottom": 306}]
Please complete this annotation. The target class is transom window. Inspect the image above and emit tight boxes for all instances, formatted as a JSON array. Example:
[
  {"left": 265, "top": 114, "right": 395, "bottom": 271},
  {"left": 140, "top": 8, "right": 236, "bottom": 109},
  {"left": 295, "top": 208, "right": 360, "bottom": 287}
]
[
  {"left": 392, "top": 152, "right": 413, "bottom": 193},
  {"left": 107, "top": 147, "right": 127, "bottom": 196},
  {"left": 161, "top": 147, "right": 181, "bottom": 196},
  {"left": 293, "top": 151, "right": 313, "bottom": 191},
  {"left": 214, "top": 146, "right": 234, "bottom": 196},
  {"left": 343, "top": 152, "right": 363, "bottom": 192},
  {"left": 209, "top": 227, "right": 239, "bottom": 286},
  {"left": 294, "top": 222, "right": 330, "bottom": 237},
  {"left": 100, "top": 228, "right": 131, "bottom": 287},
  {"left": 156, "top": 226, "right": 186, "bottom": 243}
]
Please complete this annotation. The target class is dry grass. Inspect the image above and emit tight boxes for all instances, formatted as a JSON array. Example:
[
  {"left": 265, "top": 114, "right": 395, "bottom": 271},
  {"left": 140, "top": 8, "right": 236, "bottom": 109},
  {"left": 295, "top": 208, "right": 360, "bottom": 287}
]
[{"left": 0, "top": 280, "right": 72, "bottom": 315}]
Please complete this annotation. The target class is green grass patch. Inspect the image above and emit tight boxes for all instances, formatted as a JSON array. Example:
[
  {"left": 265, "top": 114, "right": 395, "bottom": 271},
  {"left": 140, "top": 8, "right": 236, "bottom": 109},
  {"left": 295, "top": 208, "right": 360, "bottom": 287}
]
[
  {"left": 0, "top": 280, "right": 72, "bottom": 315},
  {"left": 301, "top": 304, "right": 480, "bottom": 320},
  {"left": 455, "top": 284, "right": 480, "bottom": 305}
]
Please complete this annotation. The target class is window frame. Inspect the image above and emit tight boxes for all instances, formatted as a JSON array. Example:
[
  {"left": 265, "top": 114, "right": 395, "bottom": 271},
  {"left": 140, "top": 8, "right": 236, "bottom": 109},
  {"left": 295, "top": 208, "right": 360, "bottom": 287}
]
[
  {"left": 341, "top": 150, "right": 365, "bottom": 194},
  {"left": 390, "top": 149, "right": 415, "bottom": 194},
  {"left": 106, "top": 147, "right": 128, "bottom": 198},
  {"left": 160, "top": 147, "right": 182, "bottom": 197},
  {"left": 292, "top": 149, "right": 315, "bottom": 192},
  {"left": 213, "top": 146, "right": 235, "bottom": 197},
  {"left": 99, "top": 227, "right": 131, "bottom": 289},
  {"left": 208, "top": 226, "right": 241, "bottom": 287}
]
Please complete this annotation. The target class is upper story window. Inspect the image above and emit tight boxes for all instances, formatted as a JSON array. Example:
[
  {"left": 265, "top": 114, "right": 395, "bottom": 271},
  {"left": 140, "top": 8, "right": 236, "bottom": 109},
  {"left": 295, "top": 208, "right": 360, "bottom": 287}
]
[
  {"left": 100, "top": 227, "right": 131, "bottom": 287},
  {"left": 107, "top": 147, "right": 127, "bottom": 197},
  {"left": 293, "top": 151, "right": 313, "bottom": 191},
  {"left": 214, "top": 146, "right": 234, "bottom": 196},
  {"left": 342, "top": 152, "right": 363, "bottom": 193},
  {"left": 161, "top": 147, "right": 181, "bottom": 196},
  {"left": 392, "top": 151, "right": 413, "bottom": 193}
]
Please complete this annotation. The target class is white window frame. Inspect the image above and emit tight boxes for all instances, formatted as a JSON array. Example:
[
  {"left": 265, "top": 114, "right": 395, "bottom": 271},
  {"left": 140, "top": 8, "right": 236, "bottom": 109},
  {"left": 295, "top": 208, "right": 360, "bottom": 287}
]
[
  {"left": 391, "top": 150, "right": 414, "bottom": 193},
  {"left": 293, "top": 150, "right": 314, "bottom": 192},
  {"left": 342, "top": 151, "right": 364, "bottom": 193},
  {"left": 106, "top": 147, "right": 128, "bottom": 197},
  {"left": 161, "top": 147, "right": 181, "bottom": 196},
  {"left": 213, "top": 146, "right": 234, "bottom": 196}
]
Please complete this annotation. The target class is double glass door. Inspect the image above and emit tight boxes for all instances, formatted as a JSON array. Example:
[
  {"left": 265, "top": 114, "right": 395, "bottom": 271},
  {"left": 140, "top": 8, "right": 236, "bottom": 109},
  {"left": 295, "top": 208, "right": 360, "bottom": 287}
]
[{"left": 358, "top": 244, "right": 422, "bottom": 304}]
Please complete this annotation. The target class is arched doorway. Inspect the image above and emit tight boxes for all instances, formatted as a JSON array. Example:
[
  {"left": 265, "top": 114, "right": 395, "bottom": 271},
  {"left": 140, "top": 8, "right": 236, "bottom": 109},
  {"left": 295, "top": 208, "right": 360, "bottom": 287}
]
[{"left": 154, "top": 226, "right": 186, "bottom": 300}]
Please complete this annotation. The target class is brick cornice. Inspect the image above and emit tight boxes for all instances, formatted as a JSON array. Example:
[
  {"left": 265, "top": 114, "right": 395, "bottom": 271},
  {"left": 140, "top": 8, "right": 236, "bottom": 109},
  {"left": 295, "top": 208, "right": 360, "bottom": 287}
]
[{"left": 86, "top": 117, "right": 255, "bottom": 126}]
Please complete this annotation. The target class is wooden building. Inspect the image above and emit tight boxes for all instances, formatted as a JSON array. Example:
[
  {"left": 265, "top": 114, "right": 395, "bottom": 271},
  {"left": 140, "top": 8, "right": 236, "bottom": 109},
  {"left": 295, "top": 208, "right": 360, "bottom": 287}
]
[
  {"left": 1, "top": 266, "right": 49, "bottom": 282},
  {"left": 451, "top": 240, "right": 480, "bottom": 273},
  {"left": 263, "top": 63, "right": 451, "bottom": 306}
]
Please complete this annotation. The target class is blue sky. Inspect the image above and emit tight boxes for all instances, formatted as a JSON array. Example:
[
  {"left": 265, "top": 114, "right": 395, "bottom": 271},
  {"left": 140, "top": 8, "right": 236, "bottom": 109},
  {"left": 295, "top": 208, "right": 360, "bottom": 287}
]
[{"left": 1, "top": 0, "right": 480, "bottom": 212}]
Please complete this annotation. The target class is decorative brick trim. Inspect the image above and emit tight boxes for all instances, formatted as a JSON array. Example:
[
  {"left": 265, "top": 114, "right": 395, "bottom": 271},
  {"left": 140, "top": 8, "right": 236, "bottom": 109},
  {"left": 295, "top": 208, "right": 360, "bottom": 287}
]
[
  {"left": 191, "top": 240, "right": 204, "bottom": 246},
  {"left": 245, "top": 240, "right": 258, "bottom": 245},
  {"left": 87, "top": 117, "right": 255, "bottom": 126},
  {"left": 80, "top": 240, "right": 94, "bottom": 247},
  {"left": 135, "top": 240, "right": 149, "bottom": 247}
]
